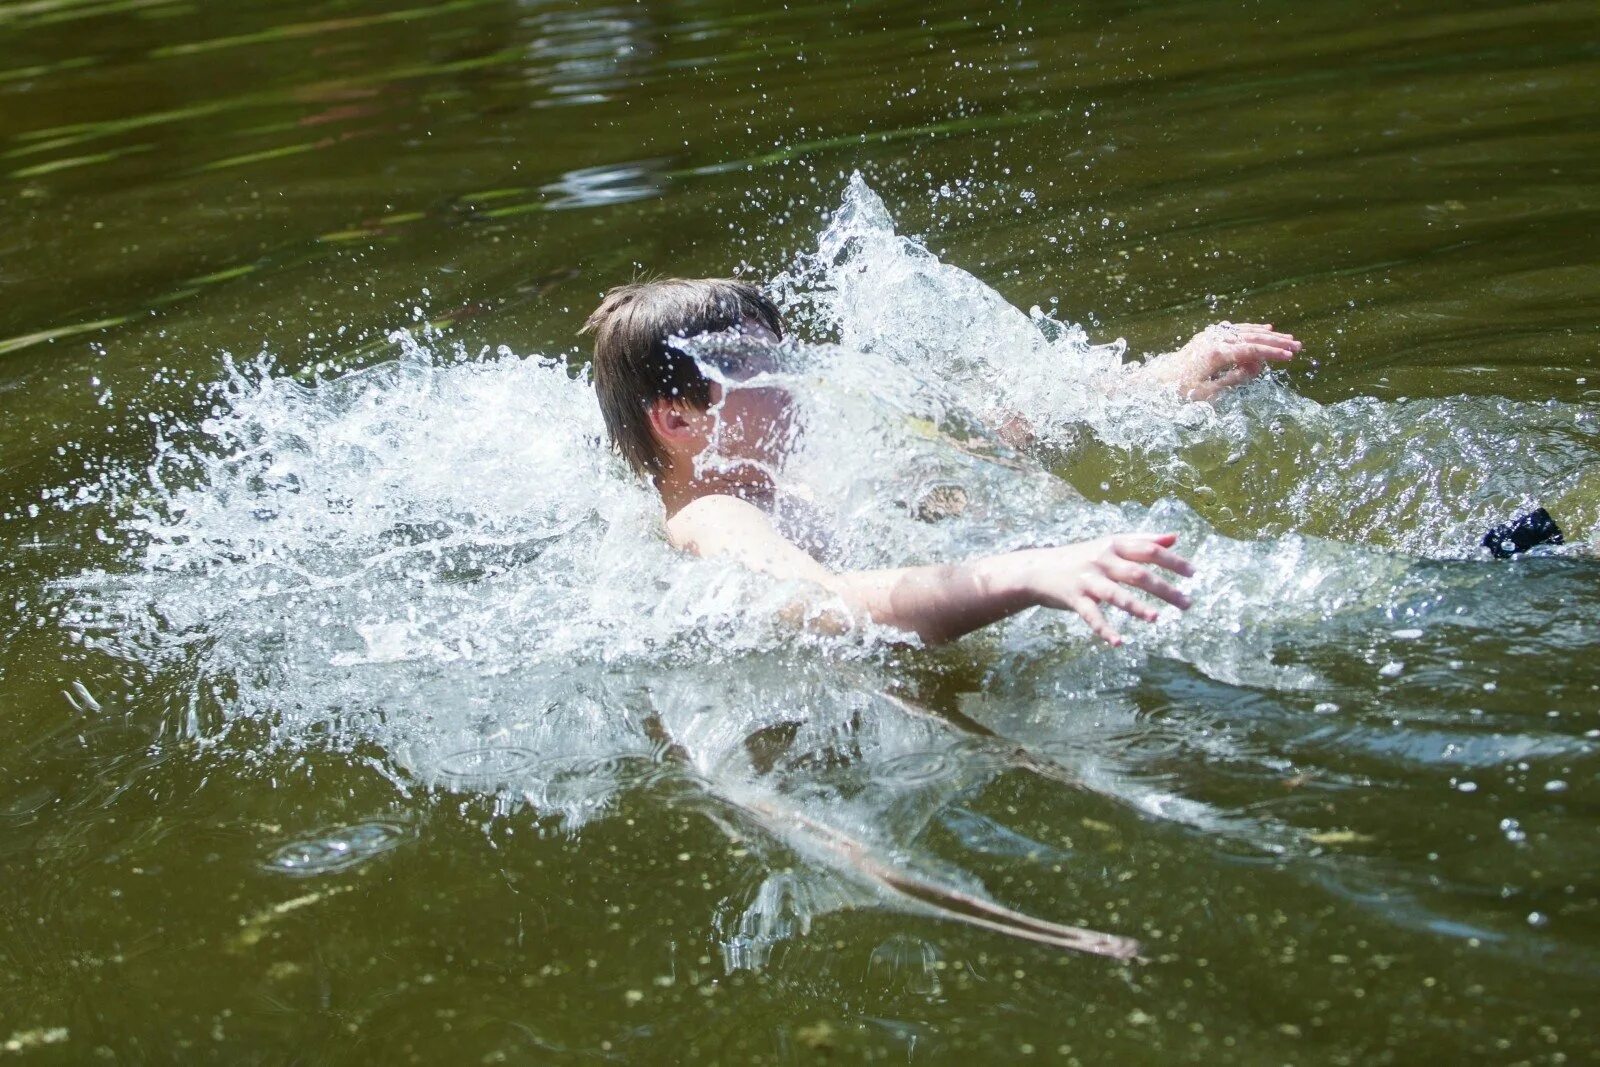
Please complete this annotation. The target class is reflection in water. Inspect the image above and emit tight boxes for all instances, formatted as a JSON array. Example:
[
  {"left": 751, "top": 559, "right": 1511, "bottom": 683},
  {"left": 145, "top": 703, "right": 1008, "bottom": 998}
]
[
  {"left": 542, "top": 159, "right": 666, "bottom": 210},
  {"left": 57, "top": 180, "right": 1600, "bottom": 976},
  {"left": 521, "top": 3, "right": 657, "bottom": 106}
]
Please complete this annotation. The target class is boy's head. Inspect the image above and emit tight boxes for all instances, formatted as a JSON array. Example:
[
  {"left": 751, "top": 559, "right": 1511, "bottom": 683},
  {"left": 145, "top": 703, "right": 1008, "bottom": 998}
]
[{"left": 582, "top": 278, "right": 787, "bottom": 479}]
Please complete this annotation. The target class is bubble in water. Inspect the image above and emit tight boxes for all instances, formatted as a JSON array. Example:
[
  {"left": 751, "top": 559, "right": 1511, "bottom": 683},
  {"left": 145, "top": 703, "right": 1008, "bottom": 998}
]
[
  {"left": 264, "top": 821, "right": 409, "bottom": 877},
  {"left": 866, "top": 932, "right": 944, "bottom": 996}
]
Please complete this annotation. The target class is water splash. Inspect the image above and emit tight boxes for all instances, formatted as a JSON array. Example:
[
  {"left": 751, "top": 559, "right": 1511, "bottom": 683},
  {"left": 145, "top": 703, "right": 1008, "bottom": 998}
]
[
  {"left": 788, "top": 173, "right": 1600, "bottom": 557},
  {"left": 53, "top": 176, "right": 1600, "bottom": 966}
]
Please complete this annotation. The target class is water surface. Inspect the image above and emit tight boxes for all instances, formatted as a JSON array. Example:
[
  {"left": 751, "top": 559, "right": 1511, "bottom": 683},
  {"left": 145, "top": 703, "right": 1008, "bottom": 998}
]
[{"left": 2, "top": 0, "right": 1599, "bottom": 1062}]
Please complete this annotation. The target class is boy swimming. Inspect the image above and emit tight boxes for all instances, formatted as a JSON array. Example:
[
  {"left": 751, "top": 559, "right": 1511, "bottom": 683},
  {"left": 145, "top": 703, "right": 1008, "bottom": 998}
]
[{"left": 583, "top": 277, "right": 1303, "bottom": 646}]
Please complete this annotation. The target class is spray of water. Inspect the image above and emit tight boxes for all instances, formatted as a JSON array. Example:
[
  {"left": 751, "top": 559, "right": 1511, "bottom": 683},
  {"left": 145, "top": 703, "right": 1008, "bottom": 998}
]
[
  {"left": 56, "top": 175, "right": 1598, "bottom": 965},
  {"left": 784, "top": 174, "right": 1600, "bottom": 556}
]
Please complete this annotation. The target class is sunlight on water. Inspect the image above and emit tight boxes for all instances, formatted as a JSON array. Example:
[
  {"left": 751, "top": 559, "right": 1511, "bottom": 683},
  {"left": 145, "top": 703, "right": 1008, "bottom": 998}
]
[{"left": 55, "top": 177, "right": 1600, "bottom": 966}]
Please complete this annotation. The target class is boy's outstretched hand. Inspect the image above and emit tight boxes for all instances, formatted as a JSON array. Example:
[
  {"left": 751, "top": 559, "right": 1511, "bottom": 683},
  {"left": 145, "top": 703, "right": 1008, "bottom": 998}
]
[
  {"left": 673, "top": 494, "right": 1198, "bottom": 647},
  {"left": 1139, "top": 322, "right": 1301, "bottom": 401},
  {"left": 987, "top": 533, "right": 1194, "bottom": 647}
]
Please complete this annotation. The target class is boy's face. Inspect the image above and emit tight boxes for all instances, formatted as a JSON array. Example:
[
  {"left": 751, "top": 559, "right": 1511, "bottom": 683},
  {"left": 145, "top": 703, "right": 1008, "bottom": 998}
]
[
  {"left": 703, "top": 322, "right": 795, "bottom": 473},
  {"left": 649, "top": 318, "right": 797, "bottom": 484},
  {"left": 702, "top": 376, "right": 794, "bottom": 473}
]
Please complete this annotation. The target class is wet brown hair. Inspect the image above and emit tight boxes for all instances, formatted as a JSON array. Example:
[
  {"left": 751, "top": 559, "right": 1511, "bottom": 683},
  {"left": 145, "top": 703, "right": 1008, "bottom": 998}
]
[{"left": 581, "top": 278, "right": 785, "bottom": 477}]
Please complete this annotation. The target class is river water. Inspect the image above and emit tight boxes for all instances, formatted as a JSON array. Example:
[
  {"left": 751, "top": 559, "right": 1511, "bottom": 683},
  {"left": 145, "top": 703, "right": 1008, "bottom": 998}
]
[{"left": 2, "top": 0, "right": 1598, "bottom": 1062}]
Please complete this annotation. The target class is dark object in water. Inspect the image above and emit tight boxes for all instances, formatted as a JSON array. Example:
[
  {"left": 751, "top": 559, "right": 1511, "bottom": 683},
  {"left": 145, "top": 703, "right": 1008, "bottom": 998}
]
[{"left": 1482, "top": 507, "right": 1564, "bottom": 559}]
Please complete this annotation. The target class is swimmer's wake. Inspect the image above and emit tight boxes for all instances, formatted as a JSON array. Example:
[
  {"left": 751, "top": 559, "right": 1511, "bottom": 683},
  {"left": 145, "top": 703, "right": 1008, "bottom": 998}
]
[{"left": 54, "top": 176, "right": 1600, "bottom": 967}]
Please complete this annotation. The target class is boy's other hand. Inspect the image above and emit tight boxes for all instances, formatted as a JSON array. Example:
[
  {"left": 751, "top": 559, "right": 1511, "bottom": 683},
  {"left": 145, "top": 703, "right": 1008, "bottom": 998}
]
[
  {"left": 991, "top": 533, "right": 1194, "bottom": 646},
  {"left": 1142, "top": 322, "right": 1300, "bottom": 401}
]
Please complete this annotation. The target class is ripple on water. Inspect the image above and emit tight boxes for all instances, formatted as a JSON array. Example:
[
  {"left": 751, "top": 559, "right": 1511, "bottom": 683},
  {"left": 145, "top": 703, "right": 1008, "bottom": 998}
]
[
  {"left": 433, "top": 745, "right": 542, "bottom": 791},
  {"left": 534, "top": 753, "right": 649, "bottom": 786},
  {"left": 263, "top": 821, "right": 409, "bottom": 877},
  {"left": 874, "top": 749, "right": 963, "bottom": 786},
  {"left": 530, "top": 754, "right": 653, "bottom": 820}
]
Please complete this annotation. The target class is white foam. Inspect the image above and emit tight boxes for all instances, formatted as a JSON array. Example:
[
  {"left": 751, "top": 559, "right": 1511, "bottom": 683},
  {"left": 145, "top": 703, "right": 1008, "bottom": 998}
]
[{"left": 54, "top": 176, "right": 1594, "bottom": 965}]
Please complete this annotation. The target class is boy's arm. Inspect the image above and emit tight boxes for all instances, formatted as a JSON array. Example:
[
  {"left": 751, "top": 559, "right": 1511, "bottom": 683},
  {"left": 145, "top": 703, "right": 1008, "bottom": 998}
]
[
  {"left": 669, "top": 495, "right": 1192, "bottom": 646},
  {"left": 984, "top": 324, "right": 1302, "bottom": 450}
]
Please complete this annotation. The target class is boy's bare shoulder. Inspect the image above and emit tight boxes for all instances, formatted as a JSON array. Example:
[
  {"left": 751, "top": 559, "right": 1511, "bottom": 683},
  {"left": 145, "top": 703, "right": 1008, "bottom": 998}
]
[
  {"left": 666, "top": 495, "right": 835, "bottom": 584},
  {"left": 666, "top": 494, "right": 774, "bottom": 553}
]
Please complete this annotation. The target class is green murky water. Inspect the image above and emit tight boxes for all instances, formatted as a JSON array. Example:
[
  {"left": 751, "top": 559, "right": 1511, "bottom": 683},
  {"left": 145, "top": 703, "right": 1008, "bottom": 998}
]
[{"left": 3, "top": 0, "right": 1599, "bottom": 1062}]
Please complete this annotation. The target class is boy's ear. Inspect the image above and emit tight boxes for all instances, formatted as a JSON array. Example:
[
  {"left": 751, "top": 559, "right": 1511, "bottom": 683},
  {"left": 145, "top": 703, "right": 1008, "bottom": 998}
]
[{"left": 646, "top": 397, "right": 698, "bottom": 445}]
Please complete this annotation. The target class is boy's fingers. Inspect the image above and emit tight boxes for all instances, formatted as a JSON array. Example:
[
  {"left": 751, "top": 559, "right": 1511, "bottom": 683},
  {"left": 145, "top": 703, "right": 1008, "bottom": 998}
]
[
  {"left": 1226, "top": 342, "right": 1293, "bottom": 365},
  {"left": 1209, "top": 365, "right": 1257, "bottom": 392},
  {"left": 1070, "top": 596, "right": 1122, "bottom": 646},
  {"left": 1109, "top": 564, "right": 1191, "bottom": 609},
  {"left": 1152, "top": 547, "right": 1195, "bottom": 577},
  {"left": 1235, "top": 337, "right": 1299, "bottom": 358},
  {"left": 1112, "top": 534, "right": 1175, "bottom": 558},
  {"left": 1237, "top": 331, "right": 1300, "bottom": 351},
  {"left": 1194, "top": 345, "right": 1234, "bottom": 374},
  {"left": 1112, "top": 533, "right": 1176, "bottom": 554},
  {"left": 1114, "top": 538, "right": 1195, "bottom": 577},
  {"left": 1085, "top": 575, "right": 1159, "bottom": 621}
]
